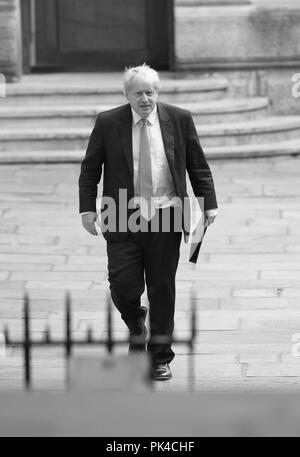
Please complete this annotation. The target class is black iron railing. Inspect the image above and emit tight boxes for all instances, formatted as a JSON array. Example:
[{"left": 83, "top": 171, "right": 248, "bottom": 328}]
[{"left": 3, "top": 291, "right": 197, "bottom": 391}]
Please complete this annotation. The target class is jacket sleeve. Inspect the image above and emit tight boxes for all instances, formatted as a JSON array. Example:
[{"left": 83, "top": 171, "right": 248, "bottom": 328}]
[
  {"left": 78, "top": 114, "right": 106, "bottom": 213},
  {"left": 186, "top": 113, "right": 218, "bottom": 211}
]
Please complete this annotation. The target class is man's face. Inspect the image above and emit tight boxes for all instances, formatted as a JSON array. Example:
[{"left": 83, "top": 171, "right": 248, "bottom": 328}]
[{"left": 125, "top": 76, "right": 159, "bottom": 118}]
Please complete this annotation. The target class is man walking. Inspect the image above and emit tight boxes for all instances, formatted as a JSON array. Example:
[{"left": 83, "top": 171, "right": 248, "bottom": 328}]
[{"left": 79, "top": 65, "right": 217, "bottom": 380}]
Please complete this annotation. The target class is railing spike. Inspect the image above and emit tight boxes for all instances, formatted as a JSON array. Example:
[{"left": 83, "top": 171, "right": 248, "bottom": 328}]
[
  {"left": 3, "top": 325, "right": 9, "bottom": 346},
  {"left": 44, "top": 326, "right": 51, "bottom": 344},
  {"left": 106, "top": 291, "right": 113, "bottom": 354},
  {"left": 86, "top": 326, "right": 93, "bottom": 343},
  {"left": 65, "top": 291, "right": 72, "bottom": 390},
  {"left": 65, "top": 291, "right": 72, "bottom": 357},
  {"left": 23, "top": 292, "right": 31, "bottom": 391},
  {"left": 188, "top": 283, "right": 197, "bottom": 393}
]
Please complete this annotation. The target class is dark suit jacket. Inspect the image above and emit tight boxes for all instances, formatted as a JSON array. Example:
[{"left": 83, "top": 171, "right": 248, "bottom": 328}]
[{"left": 79, "top": 102, "right": 217, "bottom": 242}]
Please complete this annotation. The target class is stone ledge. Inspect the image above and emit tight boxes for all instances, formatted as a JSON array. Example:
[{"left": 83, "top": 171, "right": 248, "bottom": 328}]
[{"left": 175, "top": 4, "right": 300, "bottom": 70}]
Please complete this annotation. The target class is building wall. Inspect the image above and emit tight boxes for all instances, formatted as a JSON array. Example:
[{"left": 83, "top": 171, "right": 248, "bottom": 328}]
[
  {"left": 174, "top": 0, "right": 300, "bottom": 70},
  {"left": 1, "top": 0, "right": 300, "bottom": 114},
  {"left": 0, "top": 0, "right": 22, "bottom": 81},
  {"left": 174, "top": 0, "right": 300, "bottom": 114}
]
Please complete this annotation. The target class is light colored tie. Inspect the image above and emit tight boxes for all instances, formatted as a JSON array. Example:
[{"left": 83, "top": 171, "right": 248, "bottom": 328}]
[
  {"left": 137, "top": 118, "right": 155, "bottom": 220},
  {"left": 138, "top": 118, "right": 153, "bottom": 200}
]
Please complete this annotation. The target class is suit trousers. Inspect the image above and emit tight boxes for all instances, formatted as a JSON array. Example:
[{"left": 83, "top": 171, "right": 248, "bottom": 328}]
[{"left": 106, "top": 207, "right": 182, "bottom": 364}]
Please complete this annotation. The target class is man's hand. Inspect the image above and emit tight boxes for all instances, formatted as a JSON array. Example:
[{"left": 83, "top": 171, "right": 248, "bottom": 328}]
[
  {"left": 81, "top": 212, "right": 98, "bottom": 236},
  {"left": 204, "top": 209, "right": 217, "bottom": 226}
]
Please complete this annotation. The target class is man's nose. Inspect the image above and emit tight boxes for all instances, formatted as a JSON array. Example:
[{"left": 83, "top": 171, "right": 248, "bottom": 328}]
[{"left": 140, "top": 93, "right": 148, "bottom": 102}]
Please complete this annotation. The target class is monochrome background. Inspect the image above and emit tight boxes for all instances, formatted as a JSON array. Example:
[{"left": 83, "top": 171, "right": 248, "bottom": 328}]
[{"left": 0, "top": 0, "right": 300, "bottom": 437}]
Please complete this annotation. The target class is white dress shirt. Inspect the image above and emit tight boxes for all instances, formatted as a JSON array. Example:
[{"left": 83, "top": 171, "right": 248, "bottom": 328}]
[{"left": 131, "top": 105, "right": 180, "bottom": 211}]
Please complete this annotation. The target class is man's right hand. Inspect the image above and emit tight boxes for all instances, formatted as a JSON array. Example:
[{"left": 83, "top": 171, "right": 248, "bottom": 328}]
[{"left": 81, "top": 212, "right": 98, "bottom": 236}]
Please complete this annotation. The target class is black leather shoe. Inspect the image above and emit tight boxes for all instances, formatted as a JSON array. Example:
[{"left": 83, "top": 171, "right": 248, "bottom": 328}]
[
  {"left": 128, "top": 306, "right": 148, "bottom": 353},
  {"left": 151, "top": 363, "right": 172, "bottom": 381}
]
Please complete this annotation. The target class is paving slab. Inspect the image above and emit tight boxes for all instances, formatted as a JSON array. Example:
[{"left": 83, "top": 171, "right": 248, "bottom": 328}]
[{"left": 0, "top": 155, "right": 300, "bottom": 393}]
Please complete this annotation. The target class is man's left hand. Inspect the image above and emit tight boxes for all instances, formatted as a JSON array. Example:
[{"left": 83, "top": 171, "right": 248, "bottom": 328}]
[{"left": 205, "top": 209, "right": 218, "bottom": 226}]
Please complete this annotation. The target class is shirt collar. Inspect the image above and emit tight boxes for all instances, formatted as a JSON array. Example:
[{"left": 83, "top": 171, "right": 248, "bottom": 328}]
[{"left": 131, "top": 105, "right": 157, "bottom": 126}]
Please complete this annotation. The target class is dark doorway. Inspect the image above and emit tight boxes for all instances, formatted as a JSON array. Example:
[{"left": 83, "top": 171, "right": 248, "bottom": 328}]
[{"left": 22, "top": 0, "right": 174, "bottom": 72}]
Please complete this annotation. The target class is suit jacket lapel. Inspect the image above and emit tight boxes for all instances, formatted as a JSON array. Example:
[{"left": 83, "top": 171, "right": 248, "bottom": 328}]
[
  {"left": 157, "top": 102, "right": 175, "bottom": 179},
  {"left": 117, "top": 104, "right": 134, "bottom": 181}
]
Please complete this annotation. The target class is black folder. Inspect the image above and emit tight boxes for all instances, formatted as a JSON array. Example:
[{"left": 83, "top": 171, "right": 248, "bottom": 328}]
[{"left": 188, "top": 225, "right": 208, "bottom": 264}]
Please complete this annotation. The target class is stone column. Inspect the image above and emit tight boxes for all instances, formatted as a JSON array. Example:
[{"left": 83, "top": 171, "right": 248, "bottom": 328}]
[{"left": 0, "top": 0, "right": 22, "bottom": 81}]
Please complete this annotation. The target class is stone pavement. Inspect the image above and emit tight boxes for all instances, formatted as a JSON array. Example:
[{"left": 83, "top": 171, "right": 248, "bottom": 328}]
[{"left": 0, "top": 155, "right": 300, "bottom": 392}]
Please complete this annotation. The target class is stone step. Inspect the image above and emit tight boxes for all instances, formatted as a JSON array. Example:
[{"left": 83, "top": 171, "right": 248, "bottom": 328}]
[
  {"left": 207, "top": 139, "right": 300, "bottom": 159},
  {"left": 184, "top": 98, "right": 269, "bottom": 123},
  {"left": 1, "top": 139, "right": 300, "bottom": 163},
  {"left": 0, "top": 98, "right": 269, "bottom": 128},
  {"left": 198, "top": 117, "right": 300, "bottom": 147},
  {"left": 0, "top": 116, "right": 299, "bottom": 151},
  {"left": 1, "top": 78, "right": 228, "bottom": 105}
]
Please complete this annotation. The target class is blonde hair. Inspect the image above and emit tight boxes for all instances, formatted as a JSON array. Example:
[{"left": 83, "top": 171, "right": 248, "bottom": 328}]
[{"left": 123, "top": 64, "right": 161, "bottom": 94}]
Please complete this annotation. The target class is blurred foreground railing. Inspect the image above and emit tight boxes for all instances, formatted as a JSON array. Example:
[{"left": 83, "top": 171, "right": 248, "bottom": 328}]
[{"left": 3, "top": 291, "right": 197, "bottom": 391}]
